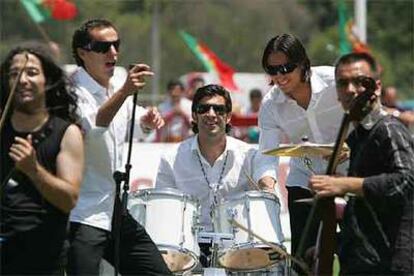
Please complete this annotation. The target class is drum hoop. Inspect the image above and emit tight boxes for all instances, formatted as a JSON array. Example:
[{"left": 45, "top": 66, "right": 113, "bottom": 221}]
[
  {"left": 157, "top": 244, "right": 199, "bottom": 272},
  {"left": 218, "top": 190, "right": 280, "bottom": 204},
  {"left": 221, "top": 241, "right": 285, "bottom": 252},
  {"left": 130, "top": 187, "right": 200, "bottom": 205}
]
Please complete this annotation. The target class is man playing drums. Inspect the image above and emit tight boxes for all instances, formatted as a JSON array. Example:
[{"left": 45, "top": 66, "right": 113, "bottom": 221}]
[{"left": 155, "top": 84, "right": 280, "bottom": 272}]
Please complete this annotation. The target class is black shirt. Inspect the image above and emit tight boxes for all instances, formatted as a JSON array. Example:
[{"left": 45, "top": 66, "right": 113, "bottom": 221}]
[
  {"left": 340, "top": 114, "right": 414, "bottom": 274},
  {"left": 1, "top": 116, "right": 70, "bottom": 238}
]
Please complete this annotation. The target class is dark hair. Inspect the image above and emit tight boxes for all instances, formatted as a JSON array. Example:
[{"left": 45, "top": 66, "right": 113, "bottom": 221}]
[
  {"left": 189, "top": 76, "right": 205, "bottom": 87},
  {"left": 0, "top": 43, "right": 79, "bottom": 124},
  {"left": 335, "top": 52, "right": 379, "bottom": 79},
  {"left": 191, "top": 84, "right": 232, "bottom": 134},
  {"left": 249, "top": 88, "right": 263, "bottom": 99},
  {"left": 72, "top": 19, "right": 118, "bottom": 67},
  {"left": 167, "top": 79, "right": 184, "bottom": 91},
  {"left": 261, "top": 34, "right": 311, "bottom": 83}
]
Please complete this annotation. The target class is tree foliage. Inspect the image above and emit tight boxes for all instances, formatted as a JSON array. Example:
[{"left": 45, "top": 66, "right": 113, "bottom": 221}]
[{"left": 0, "top": 0, "right": 412, "bottom": 99}]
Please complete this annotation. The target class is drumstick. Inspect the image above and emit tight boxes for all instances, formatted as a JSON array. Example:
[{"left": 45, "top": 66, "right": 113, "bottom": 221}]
[
  {"left": 242, "top": 169, "right": 260, "bottom": 190},
  {"left": 230, "top": 218, "right": 311, "bottom": 275}
]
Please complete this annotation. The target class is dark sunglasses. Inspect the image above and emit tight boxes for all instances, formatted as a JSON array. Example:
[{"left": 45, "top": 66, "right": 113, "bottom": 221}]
[
  {"left": 336, "top": 75, "right": 377, "bottom": 91},
  {"left": 196, "top": 104, "right": 228, "bottom": 115},
  {"left": 265, "top": 63, "right": 297, "bottom": 75},
  {"left": 83, "top": 39, "right": 121, "bottom": 53}
]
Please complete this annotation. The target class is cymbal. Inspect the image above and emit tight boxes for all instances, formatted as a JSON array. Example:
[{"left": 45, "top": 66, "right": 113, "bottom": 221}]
[{"left": 262, "top": 142, "right": 349, "bottom": 157}]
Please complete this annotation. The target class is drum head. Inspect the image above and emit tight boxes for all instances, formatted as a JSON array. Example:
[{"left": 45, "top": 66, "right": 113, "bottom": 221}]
[
  {"left": 159, "top": 247, "right": 198, "bottom": 273},
  {"left": 218, "top": 245, "right": 284, "bottom": 272}
]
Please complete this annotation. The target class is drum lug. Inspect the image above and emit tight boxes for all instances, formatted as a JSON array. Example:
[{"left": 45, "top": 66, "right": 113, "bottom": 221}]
[
  {"left": 226, "top": 208, "right": 239, "bottom": 233},
  {"left": 192, "top": 211, "right": 200, "bottom": 234}
]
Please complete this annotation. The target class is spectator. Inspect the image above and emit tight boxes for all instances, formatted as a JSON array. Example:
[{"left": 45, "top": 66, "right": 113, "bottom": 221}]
[
  {"left": 246, "top": 88, "right": 263, "bottom": 115},
  {"left": 158, "top": 80, "right": 192, "bottom": 142},
  {"left": 381, "top": 86, "right": 414, "bottom": 130}
]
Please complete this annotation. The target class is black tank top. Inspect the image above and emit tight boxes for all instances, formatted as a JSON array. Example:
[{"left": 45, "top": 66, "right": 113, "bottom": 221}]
[{"left": 1, "top": 116, "right": 71, "bottom": 238}]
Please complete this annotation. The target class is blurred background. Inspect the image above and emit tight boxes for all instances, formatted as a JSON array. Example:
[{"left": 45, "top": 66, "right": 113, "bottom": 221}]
[{"left": 1, "top": 0, "right": 413, "bottom": 106}]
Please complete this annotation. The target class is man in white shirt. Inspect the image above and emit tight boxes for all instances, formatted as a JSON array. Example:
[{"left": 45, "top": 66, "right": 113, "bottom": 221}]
[
  {"left": 67, "top": 19, "right": 171, "bottom": 275},
  {"left": 258, "top": 34, "right": 347, "bottom": 264},
  {"left": 155, "top": 84, "right": 277, "bottom": 266}
]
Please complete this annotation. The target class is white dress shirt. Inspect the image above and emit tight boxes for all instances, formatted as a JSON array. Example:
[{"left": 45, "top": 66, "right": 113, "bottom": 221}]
[
  {"left": 155, "top": 135, "right": 275, "bottom": 231},
  {"left": 258, "top": 66, "right": 348, "bottom": 189},
  {"left": 69, "top": 67, "right": 146, "bottom": 231}
]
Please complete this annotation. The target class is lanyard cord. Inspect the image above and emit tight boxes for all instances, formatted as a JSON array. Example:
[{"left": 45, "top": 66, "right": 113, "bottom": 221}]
[{"left": 196, "top": 150, "right": 228, "bottom": 189}]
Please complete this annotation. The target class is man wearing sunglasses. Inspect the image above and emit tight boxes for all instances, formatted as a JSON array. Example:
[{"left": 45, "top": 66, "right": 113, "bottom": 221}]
[
  {"left": 310, "top": 52, "right": 414, "bottom": 275},
  {"left": 67, "top": 19, "right": 170, "bottom": 275},
  {"left": 155, "top": 84, "right": 277, "bottom": 267},
  {"left": 258, "top": 34, "right": 347, "bottom": 266}
]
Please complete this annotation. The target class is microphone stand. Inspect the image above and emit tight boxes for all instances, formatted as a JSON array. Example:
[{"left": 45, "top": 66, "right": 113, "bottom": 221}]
[{"left": 112, "top": 92, "right": 138, "bottom": 276}]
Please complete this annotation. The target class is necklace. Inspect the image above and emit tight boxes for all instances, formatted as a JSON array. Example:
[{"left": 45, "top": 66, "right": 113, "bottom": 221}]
[{"left": 196, "top": 150, "right": 228, "bottom": 190}]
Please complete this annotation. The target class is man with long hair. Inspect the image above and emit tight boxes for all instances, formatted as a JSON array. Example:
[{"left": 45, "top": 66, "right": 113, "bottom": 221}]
[
  {"left": 258, "top": 34, "right": 348, "bottom": 268},
  {"left": 0, "top": 43, "right": 84, "bottom": 275}
]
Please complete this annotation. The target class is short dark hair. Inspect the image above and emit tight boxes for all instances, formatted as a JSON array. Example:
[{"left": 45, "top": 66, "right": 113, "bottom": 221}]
[
  {"left": 261, "top": 34, "right": 311, "bottom": 83},
  {"left": 0, "top": 42, "right": 79, "bottom": 124},
  {"left": 167, "top": 79, "right": 184, "bottom": 91},
  {"left": 189, "top": 76, "right": 205, "bottom": 87},
  {"left": 335, "top": 52, "right": 379, "bottom": 79},
  {"left": 249, "top": 88, "right": 263, "bottom": 99},
  {"left": 191, "top": 84, "right": 232, "bottom": 134},
  {"left": 72, "top": 19, "right": 118, "bottom": 67}
]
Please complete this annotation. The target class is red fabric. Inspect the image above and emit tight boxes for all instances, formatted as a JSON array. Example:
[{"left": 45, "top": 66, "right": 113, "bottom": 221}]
[
  {"left": 231, "top": 114, "right": 258, "bottom": 127},
  {"left": 199, "top": 43, "right": 239, "bottom": 92},
  {"left": 42, "top": 0, "right": 77, "bottom": 20}
]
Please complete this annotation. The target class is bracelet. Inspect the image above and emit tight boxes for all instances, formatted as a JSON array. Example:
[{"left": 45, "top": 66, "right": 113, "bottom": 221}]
[{"left": 392, "top": 110, "right": 401, "bottom": 118}]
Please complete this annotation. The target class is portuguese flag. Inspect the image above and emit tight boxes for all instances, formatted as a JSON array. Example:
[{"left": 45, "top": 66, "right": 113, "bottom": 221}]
[
  {"left": 179, "top": 31, "right": 239, "bottom": 92},
  {"left": 20, "top": 0, "right": 77, "bottom": 23},
  {"left": 338, "top": 0, "right": 370, "bottom": 54}
]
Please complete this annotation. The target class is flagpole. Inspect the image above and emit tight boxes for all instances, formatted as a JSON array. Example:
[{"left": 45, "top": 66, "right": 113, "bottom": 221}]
[
  {"left": 34, "top": 22, "right": 52, "bottom": 44},
  {"left": 151, "top": 0, "right": 160, "bottom": 105},
  {"left": 354, "top": 0, "right": 367, "bottom": 43}
]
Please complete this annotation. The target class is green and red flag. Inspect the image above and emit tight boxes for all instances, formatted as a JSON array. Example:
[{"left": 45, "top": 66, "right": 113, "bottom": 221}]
[
  {"left": 20, "top": 0, "right": 77, "bottom": 23},
  {"left": 179, "top": 30, "right": 239, "bottom": 92},
  {"left": 338, "top": 0, "right": 370, "bottom": 54}
]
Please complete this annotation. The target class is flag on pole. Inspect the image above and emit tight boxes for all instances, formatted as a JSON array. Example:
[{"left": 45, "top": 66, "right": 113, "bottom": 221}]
[
  {"left": 338, "top": 0, "right": 352, "bottom": 55},
  {"left": 179, "top": 30, "right": 239, "bottom": 92},
  {"left": 338, "top": 0, "right": 370, "bottom": 54},
  {"left": 20, "top": 0, "right": 77, "bottom": 23}
]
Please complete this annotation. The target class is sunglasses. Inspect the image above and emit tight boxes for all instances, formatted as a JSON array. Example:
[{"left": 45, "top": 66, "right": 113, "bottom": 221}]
[
  {"left": 196, "top": 104, "right": 228, "bottom": 115},
  {"left": 265, "top": 63, "right": 297, "bottom": 75},
  {"left": 336, "top": 76, "right": 377, "bottom": 91},
  {"left": 83, "top": 39, "right": 121, "bottom": 53}
]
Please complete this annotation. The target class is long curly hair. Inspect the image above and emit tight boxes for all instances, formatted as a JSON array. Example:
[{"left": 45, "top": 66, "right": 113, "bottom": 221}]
[{"left": 0, "top": 42, "right": 79, "bottom": 124}]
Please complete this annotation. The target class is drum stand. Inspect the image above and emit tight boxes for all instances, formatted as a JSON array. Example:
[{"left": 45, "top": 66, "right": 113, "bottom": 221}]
[{"left": 198, "top": 231, "right": 233, "bottom": 276}]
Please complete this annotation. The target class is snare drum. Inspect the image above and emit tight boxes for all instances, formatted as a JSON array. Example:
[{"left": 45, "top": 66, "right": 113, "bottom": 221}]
[
  {"left": 213, "top": 191, "right": 285, "bottom": 272},
  {"left": 128, "top": 188, "right": 200, "bottom": 273}
]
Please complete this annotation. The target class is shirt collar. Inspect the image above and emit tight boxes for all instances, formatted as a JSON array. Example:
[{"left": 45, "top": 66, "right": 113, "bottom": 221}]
[
  {"left": 73, "top": 67, "right": 114, "bottom": 96},
  {"left": 190, "top": 135, "right": 236, "bottom": 157},
  {"left": 358, "top": 104, "right": 387, "bottom": 130},
  {"left": 272, "top": 67, "right": 328, "bottom": 103}
]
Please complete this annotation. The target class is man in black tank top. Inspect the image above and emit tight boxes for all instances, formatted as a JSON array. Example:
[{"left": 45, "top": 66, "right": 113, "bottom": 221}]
[{"left": 0, "top": 43, "right": 84, "bottom": 275}]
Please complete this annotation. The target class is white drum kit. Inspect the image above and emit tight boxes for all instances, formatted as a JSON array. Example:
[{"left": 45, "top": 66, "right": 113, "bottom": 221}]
[{"left": 128, "top": 188, "right": 290, "bottom": 275}]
